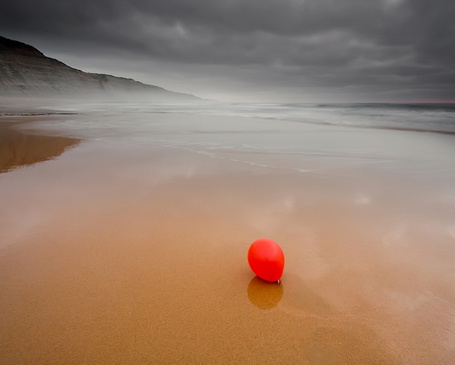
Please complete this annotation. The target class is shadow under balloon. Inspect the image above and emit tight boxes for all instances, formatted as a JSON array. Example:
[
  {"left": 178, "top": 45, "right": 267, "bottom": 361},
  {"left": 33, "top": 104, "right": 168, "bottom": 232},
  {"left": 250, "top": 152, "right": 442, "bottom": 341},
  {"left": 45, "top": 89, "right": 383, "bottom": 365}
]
[{"left": 247, "top": 276, "right": 283, "bottom": 310}]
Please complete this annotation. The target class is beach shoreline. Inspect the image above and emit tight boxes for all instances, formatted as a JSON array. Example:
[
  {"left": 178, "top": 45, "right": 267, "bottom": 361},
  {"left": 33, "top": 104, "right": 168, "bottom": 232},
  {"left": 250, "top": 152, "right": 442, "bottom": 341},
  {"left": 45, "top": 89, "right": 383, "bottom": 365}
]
[{"left": 0, "top": 107, "right": 454, "bottom": 364}]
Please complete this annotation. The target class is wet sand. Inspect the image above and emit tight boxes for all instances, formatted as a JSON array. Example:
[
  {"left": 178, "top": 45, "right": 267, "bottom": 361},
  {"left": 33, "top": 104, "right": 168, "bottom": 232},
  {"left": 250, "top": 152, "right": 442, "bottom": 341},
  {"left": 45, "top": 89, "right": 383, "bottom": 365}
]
[
  {"left": 0, "top": 115, "right": 455, "bottom": 364},
  {"left": 0, "top": 117, "right": 80, "bottom": 173}
]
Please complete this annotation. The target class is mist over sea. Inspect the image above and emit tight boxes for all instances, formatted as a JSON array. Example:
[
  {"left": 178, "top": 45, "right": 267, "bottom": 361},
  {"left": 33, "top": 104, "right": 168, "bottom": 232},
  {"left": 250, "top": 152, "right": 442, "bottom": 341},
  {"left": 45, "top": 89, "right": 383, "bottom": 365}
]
[
  {"left": 38, "top": 101, "right": 455, "bottom": 133},
  {"left": 21, "top": 101, "right": 455, "bottom": 184}
]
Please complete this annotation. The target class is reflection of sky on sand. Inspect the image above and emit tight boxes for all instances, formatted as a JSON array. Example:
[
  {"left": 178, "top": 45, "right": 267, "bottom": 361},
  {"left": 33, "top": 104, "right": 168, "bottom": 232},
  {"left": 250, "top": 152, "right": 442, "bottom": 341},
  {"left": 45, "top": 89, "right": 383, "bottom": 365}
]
[
  {"left": 279, "top": 274, "right": 332, "bottom": 317},
  {"left": 448, "top": 225, "right": 455, "bottom": 240}
]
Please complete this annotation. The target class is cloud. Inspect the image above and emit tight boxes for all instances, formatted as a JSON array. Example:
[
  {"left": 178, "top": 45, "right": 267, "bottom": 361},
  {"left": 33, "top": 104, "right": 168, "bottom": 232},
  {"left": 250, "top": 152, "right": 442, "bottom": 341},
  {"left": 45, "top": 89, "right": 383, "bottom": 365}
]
[{"left": 1, "top": 0, "right": 454, "bottom": 101}]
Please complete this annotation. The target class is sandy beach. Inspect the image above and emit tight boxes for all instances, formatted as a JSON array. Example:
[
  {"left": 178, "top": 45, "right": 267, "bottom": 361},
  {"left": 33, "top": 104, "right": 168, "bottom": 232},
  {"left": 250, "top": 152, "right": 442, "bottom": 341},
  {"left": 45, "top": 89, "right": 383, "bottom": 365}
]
[{"left": 1, "top": 106, "right": 455, "bottom": 364}]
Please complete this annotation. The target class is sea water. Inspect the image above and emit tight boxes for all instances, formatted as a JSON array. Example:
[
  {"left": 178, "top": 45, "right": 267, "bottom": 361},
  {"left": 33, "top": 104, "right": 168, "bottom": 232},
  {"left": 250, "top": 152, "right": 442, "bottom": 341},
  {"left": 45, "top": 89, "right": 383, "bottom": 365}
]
[{"left": 20, "top": 101, "right": 455, "bottom": 183}]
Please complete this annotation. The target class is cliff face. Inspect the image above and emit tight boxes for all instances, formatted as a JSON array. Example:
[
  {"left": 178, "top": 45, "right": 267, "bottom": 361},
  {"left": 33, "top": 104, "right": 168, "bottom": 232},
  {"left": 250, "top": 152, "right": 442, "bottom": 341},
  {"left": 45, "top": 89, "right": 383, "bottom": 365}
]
[{"left": 0, "top": 36, "right": 197, "bottom": 101}]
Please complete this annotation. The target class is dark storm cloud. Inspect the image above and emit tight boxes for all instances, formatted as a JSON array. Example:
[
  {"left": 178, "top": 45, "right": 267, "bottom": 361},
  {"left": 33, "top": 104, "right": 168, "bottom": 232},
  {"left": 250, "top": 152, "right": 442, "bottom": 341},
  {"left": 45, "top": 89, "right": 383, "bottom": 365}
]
[{"left": 1, "top": 0, "right": 454, "bottom": 101}]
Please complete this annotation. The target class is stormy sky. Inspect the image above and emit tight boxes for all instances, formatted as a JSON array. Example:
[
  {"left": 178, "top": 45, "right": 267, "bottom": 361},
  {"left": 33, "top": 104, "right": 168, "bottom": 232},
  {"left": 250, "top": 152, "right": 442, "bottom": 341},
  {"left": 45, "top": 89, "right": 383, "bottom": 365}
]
[{"left": 1, "top": 0, "right": 454, "bottom": 102}]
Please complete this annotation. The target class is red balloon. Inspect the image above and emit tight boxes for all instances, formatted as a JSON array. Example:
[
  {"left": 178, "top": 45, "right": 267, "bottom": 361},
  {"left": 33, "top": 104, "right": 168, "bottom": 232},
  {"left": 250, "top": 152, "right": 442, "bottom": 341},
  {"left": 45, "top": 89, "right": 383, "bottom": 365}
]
[{"left": 248, "top": 238, "right": 285, "bottom": 283}]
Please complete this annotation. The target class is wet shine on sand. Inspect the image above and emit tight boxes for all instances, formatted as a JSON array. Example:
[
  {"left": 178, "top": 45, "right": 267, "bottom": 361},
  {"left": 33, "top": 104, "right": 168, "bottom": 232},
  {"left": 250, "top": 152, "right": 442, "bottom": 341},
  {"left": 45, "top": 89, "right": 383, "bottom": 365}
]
[{"left": 0, "top": 112, "right": 455, "bottom": 364}]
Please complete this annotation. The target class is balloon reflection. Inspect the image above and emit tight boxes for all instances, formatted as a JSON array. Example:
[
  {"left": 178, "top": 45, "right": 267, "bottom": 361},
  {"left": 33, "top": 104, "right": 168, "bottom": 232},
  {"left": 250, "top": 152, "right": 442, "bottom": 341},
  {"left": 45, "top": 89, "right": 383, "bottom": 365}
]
[{"left": 247, "top": 276, "right": 283, "bottom": 310}]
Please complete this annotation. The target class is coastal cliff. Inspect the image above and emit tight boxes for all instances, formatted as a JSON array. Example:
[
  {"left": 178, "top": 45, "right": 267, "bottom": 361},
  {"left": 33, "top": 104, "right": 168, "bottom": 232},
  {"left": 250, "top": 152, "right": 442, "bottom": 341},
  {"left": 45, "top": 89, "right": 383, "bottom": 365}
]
[{"left": 0, "top": 36, "right": 198, "bottom": 101}]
